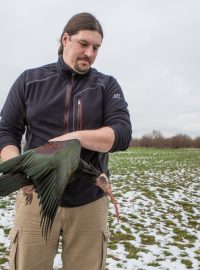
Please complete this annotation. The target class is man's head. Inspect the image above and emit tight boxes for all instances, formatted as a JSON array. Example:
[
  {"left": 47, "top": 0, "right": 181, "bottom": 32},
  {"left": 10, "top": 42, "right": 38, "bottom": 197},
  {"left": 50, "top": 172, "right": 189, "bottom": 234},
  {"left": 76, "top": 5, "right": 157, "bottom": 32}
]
[{"left": 58, "top": 12, "right": 103, "bottom": 74}]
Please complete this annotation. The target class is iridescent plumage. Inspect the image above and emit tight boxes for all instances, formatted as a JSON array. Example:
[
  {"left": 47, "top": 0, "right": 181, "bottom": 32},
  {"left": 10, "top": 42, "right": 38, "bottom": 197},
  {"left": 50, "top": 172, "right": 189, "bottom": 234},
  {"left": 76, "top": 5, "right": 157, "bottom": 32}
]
[{"left": 0, "top": 139, "right": 119, "bottom": 239}]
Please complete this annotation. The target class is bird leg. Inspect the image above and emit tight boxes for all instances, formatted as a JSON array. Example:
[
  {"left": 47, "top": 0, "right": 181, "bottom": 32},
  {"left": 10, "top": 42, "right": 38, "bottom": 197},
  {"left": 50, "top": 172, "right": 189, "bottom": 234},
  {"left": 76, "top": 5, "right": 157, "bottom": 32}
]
[{"left": 95, "top": 173, "right": 119, "bottom": 222}]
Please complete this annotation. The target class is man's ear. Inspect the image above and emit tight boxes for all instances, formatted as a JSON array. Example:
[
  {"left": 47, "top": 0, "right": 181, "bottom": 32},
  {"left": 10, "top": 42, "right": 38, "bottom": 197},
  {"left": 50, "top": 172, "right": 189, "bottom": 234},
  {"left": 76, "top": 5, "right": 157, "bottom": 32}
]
[{"left": 61, "top": 32, "right": 69, "bottom": 46}]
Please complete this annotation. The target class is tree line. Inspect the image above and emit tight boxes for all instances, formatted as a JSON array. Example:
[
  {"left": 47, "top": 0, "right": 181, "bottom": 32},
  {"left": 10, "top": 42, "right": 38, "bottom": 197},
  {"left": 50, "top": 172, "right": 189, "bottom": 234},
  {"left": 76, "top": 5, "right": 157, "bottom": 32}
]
[{"left": 130, "top": 130, "right": 200, "bottom": 148}]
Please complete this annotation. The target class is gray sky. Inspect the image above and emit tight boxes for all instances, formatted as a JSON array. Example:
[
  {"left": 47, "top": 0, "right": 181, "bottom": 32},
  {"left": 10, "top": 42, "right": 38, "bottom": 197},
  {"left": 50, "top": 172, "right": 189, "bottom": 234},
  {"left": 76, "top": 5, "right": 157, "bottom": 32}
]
[{"left": 0, "top": 0, "right": 200, "bottom": 138}]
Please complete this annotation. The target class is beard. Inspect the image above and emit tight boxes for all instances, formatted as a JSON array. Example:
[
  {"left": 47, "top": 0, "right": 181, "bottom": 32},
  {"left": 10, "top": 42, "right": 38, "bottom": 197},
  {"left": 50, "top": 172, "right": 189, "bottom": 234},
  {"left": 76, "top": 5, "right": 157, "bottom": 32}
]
[
  {"left": 73, "top": 57, "right": 92, "bottom": 74},
  {"left": 74, "top": 63, "right": 89, "bottom": 74}
]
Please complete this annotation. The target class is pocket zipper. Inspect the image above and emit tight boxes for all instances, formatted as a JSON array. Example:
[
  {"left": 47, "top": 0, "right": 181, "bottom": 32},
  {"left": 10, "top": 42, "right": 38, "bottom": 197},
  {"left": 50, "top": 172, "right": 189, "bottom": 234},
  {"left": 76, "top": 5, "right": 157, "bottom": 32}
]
[{"left": 77, "top": 99, "right": 83, "bottom": 130}]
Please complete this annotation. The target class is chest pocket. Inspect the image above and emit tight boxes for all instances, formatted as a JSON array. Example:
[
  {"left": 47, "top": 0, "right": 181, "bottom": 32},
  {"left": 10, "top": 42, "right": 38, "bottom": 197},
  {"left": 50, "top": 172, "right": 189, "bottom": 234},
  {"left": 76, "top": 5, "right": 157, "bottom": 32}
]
[{"left": 73, "top": 88, "right": 103, "bottom": 131}]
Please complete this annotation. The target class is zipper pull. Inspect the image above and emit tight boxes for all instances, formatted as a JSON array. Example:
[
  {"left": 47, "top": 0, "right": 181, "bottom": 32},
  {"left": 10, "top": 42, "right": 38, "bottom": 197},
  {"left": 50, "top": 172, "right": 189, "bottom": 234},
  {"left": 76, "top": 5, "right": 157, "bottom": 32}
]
[{"left": 71, "top": 73, "right": 75, "bottom": 84}]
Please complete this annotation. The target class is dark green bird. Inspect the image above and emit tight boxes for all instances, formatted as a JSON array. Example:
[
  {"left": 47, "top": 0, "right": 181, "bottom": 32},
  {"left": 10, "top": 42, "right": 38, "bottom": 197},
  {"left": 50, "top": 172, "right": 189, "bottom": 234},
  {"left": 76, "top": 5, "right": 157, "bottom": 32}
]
[{"left": 0, "top": 139, "right": 119, "bottom": 239}]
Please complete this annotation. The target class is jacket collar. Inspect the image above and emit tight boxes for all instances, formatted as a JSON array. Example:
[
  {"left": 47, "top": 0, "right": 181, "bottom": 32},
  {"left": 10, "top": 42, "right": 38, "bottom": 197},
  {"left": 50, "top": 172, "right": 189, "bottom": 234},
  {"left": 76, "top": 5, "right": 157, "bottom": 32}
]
[{"left": 57, "top": 55, "right": 91, "bottom": 78}]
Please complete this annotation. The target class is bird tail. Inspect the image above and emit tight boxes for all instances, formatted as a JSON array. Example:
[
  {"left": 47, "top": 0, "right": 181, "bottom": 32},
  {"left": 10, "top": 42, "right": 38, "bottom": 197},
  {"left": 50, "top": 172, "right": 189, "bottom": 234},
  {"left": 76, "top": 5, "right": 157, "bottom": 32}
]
[
  {"left": 78, "top": 158, "right": 100, "bottom": 177},
  {"left": 0, "top": 173, "right": 30, "bottom": 196}
]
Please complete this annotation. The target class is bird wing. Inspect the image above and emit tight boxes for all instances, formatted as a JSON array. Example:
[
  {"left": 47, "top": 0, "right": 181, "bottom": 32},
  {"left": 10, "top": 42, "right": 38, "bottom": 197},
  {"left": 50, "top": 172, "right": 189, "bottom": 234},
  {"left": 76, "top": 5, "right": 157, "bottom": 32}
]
[
  {"left": 0, "top": 151, "right": 32, "bottom": 173},
  {"left": 0, "top": 173, "right": 31, "bottom": 196},
  {"left": 0, "top": 139, "right": 81, "bottom": 238},
  {"left": 34, "top": 140, "right": 81, "bottom": 237},
  {"left": 0, "top": 152, "right": 33, "bottom": 196}
]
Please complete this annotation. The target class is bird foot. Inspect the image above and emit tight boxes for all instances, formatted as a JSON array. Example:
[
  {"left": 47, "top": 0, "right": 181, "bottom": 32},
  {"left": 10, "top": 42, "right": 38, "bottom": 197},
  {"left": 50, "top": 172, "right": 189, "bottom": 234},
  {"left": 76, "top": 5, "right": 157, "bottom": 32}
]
[
  {"left": 95, "top": 173, "right": 119, "bottom": 222},
  {"left": 23, "top": 192, "right": 33, "bottom": 205}
]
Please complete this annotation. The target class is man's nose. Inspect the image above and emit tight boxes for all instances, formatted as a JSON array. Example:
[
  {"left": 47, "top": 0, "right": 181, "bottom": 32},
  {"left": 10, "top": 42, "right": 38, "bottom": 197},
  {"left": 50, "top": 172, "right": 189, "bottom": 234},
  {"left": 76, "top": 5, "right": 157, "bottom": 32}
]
[{"left": 84, "top": 46, "right": 94, "bottom": 58}]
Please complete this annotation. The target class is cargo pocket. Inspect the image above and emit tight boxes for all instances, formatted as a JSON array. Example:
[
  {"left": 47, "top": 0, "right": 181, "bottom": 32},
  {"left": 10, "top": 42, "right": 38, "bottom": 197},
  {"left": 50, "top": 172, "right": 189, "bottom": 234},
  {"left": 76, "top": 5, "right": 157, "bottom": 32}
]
[
  {"left": 9, "top": 227, "right": 19, "bottom": 270},
  {"left": 100, "top": 229, "right": 110, "bottom": 270}
]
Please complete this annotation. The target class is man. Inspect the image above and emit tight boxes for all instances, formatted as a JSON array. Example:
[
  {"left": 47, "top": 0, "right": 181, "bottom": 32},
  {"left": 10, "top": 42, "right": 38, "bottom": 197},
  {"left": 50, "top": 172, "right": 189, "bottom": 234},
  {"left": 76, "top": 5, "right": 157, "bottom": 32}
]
[{"left": 0, "top": 12, "right": 132, "bottom": 270}]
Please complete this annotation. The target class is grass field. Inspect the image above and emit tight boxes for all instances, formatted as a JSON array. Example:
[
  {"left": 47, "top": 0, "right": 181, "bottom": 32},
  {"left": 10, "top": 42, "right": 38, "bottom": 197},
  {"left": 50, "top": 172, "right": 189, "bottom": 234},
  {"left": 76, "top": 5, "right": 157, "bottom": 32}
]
[{"left": 0, "top": 147, "right": 200, "bottom": 269}]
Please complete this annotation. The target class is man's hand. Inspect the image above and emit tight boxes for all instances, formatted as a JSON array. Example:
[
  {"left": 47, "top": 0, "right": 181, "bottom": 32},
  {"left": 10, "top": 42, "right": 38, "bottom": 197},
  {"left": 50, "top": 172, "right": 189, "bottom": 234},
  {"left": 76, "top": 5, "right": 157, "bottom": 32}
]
[{"left": 21, "top": 185, "right": 35, "bottom": 194}]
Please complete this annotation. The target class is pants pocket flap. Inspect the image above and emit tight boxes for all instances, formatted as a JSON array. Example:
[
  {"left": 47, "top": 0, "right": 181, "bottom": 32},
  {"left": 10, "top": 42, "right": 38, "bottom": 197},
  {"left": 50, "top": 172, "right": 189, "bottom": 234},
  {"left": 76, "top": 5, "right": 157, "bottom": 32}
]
[
  {"left": 102, "top": 229, "right": 110, "bottom": 241},
  {"left": 8, "top": 227, "right": 19, "bottom": 243}
]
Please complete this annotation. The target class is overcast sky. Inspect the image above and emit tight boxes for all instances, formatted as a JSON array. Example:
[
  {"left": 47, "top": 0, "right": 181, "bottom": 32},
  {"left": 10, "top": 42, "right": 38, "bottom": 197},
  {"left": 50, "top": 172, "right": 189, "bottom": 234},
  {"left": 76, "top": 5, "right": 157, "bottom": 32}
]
[{"left": 0, "top": 0, "right": 200, "bottom": 138}]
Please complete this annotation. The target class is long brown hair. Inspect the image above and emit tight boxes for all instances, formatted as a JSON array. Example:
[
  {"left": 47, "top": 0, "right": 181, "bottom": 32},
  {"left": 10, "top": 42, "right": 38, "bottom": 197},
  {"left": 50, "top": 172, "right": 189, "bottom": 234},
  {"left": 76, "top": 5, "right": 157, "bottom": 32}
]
[{"left": 58, "top": 12, "right": 103, "bottom": 55}]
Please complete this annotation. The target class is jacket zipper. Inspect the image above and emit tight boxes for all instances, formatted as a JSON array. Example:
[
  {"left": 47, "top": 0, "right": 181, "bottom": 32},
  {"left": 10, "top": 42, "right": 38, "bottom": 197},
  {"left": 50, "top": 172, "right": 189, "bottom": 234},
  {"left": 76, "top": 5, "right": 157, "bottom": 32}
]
[
  {"left": 64, "top": 74, "right": 74, "bottom": 132},
  {"left": 77, "top": 98, "right": 83, "bottom": 130}
]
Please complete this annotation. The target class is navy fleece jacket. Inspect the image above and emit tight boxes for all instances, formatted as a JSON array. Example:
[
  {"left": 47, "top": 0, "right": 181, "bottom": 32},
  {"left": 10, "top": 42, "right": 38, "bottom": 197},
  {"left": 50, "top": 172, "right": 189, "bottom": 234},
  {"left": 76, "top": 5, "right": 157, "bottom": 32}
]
[{"left": 0, "top": 56, "right": 132, "bottom": 206}]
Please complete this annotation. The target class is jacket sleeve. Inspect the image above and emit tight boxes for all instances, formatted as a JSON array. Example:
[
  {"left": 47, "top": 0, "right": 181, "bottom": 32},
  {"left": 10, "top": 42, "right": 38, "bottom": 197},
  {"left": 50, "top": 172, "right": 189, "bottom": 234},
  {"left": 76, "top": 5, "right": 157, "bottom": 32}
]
[
  {"left": 0, "top": 72, "right": 26, "bottom": 152},
  {"left": 103, "top": 76, "right": 132, "bottom": 152}
]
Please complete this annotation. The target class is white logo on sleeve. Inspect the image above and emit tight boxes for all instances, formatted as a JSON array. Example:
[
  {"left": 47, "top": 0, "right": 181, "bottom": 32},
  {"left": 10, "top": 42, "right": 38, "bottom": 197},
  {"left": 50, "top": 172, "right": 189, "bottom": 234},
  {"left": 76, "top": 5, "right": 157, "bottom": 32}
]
[{"left": 112, "top": 93, "right": 122, "bottom": 99}]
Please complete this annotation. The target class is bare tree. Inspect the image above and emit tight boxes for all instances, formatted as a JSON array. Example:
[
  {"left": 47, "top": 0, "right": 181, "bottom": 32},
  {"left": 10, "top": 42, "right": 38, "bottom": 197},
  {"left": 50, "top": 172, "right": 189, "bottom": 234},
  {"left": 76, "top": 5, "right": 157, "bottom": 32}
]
[
  {"left": 193, "top": 136, "right": 200, "bottom": 148},
  {"left": 130, "top": 131, "right": 199, "bottom": 148}
]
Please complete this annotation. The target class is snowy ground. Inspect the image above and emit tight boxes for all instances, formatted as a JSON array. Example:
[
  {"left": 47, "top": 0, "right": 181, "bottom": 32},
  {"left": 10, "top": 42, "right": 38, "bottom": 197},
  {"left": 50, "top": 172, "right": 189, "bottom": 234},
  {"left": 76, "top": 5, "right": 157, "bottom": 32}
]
[{"left": 0, "top": 148, "right": 200, "bottom": 270}]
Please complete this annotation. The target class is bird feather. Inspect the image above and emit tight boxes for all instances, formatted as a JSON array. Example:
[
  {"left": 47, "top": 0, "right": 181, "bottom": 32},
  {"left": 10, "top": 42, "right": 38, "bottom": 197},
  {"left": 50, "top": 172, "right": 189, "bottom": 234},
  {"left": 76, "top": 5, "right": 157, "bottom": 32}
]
[
  {"left": 0, "top": 139, "right": 81, "bottom": 238},
  {"left": 0, "top": 139, "right": 120, "bottom": 238}
]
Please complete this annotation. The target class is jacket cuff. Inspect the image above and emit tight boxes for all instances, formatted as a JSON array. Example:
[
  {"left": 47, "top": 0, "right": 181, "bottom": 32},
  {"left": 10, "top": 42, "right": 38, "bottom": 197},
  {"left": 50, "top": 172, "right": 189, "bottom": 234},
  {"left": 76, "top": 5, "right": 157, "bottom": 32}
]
[{"left": 109, "top": 124, "right": 132, "bottom": 153}]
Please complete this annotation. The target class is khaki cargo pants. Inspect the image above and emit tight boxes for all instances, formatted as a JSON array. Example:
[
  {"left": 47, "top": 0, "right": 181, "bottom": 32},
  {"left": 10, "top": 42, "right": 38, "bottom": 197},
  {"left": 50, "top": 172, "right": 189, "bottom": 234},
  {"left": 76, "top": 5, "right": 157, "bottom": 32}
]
[{"left": 9, "top": 191, "right": 110, "bottom": 270}]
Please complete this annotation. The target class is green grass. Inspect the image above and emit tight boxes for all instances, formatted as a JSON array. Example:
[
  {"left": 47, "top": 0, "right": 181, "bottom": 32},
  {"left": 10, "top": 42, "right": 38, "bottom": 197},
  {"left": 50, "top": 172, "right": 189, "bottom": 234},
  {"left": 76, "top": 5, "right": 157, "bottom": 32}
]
[
  {"left": 107, "top": 147, "right": 200, "bottom": 269},
  {"left": 0, "top": 147, "right": 200, "bottom": 269}
]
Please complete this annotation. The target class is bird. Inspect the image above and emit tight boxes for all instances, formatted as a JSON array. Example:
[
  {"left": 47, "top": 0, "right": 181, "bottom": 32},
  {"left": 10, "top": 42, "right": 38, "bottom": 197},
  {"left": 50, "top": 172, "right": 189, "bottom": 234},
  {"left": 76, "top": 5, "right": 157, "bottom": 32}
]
[{"left": 0, "top": 139, "right": 119, "bottom": 239}]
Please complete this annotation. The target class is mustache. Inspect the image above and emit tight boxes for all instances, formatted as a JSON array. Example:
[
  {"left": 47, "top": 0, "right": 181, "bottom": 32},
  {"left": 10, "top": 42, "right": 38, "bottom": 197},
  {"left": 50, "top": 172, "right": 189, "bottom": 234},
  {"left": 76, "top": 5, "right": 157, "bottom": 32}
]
[{"left": 78, "top": 56, "right": 92, "bottom": 64}]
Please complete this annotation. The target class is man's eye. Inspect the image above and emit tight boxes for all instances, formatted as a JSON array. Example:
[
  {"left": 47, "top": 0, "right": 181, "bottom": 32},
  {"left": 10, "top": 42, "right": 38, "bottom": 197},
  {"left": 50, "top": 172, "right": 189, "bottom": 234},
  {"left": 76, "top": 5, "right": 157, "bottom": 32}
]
[{"left": 80, "top": 42, "right": 87, "bottom": 47}]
